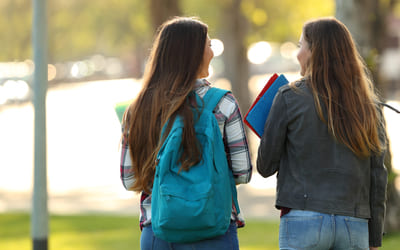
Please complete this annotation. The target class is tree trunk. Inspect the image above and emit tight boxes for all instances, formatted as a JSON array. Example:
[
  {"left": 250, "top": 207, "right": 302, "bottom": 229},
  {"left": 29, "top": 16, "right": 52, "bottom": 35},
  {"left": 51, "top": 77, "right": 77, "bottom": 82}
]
[
  {"left": 336, "top": 0, "right": 400, "bottom": 233},
  {"left": 220, "top": 0, "right": 250, "bottom": 114},
  {"left": 149, "top": 0, "right": 182, "bottom": 31},
  {"left": 336, "top": 0, "right": 386, "bottom": 91}
]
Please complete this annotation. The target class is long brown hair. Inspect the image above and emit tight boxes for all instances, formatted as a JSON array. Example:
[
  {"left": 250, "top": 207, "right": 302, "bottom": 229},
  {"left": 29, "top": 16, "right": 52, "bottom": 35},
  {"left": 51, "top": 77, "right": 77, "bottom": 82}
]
[
  {"left": 123, "top": 17, "right": 208, "bottom": 193},
  {"left": 302, "top": 17, "right": 385, "bottom": 157}
]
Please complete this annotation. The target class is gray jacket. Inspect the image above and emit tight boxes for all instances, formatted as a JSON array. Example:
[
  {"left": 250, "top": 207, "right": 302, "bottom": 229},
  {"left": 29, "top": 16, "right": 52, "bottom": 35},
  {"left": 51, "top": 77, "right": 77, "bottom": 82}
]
[{"left": 257, "top": 80, "right": 387, "bottom": 247}]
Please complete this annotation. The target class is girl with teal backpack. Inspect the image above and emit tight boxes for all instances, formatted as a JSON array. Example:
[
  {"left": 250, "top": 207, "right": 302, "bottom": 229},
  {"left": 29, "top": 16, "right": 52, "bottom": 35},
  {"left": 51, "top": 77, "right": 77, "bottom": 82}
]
[{"left": 120, "top": 17, "right": 252, "bottom": 250}]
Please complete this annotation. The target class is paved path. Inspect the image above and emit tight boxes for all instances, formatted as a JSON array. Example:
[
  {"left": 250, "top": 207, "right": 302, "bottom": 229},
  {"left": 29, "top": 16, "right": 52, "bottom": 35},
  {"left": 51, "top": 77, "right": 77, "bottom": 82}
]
[
  {"left": 0, "top": 78, "right": 280, "bottom": 219},
  {"left": 0, "top": 78, "right": 399, "bottom": 220}
]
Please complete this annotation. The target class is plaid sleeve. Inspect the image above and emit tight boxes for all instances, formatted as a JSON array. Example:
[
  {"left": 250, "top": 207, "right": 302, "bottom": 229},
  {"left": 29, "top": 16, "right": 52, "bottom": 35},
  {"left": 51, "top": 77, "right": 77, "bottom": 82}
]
[
  {"left": 216, "top": 93, "right": 253, "bottom": 184},
  {"left": 120, "top": 124, "right": 135, "bottom": 190}
]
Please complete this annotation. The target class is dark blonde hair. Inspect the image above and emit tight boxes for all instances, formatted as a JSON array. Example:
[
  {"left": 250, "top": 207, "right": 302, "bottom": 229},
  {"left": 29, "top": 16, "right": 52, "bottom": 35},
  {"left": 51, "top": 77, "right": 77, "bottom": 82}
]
[
  {"left": 302, "top": 17, "right": 385, "bottom": 157},
  {"left": 123, "top": 17, "right": 208, "bottom": 193}
]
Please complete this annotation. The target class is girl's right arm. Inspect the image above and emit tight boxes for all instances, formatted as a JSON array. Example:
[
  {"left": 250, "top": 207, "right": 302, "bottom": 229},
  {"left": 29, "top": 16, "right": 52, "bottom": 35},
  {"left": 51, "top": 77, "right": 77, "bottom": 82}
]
[{"left": 120, "top": 124, "right": 135, "bottom": 190}]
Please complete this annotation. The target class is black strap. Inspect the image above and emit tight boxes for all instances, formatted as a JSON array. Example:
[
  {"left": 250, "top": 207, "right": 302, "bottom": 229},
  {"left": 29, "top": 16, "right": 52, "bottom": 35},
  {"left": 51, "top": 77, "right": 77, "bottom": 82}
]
[{"left": 379, "top": 102, "right": 400, "bottom": 114}]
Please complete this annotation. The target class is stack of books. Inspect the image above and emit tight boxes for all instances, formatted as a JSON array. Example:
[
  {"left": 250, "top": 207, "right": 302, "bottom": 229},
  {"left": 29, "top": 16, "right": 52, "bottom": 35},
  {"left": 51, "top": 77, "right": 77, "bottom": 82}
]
[{"left": 244, "top": 73, "right": 289, "bottom": 137}]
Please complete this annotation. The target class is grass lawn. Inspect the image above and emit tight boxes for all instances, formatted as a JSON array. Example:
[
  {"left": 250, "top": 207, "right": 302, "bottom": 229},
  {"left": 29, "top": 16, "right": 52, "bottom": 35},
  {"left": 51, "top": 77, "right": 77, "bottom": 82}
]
[{"left": 0, "top": 213, "right": 399, "bottom": 249}]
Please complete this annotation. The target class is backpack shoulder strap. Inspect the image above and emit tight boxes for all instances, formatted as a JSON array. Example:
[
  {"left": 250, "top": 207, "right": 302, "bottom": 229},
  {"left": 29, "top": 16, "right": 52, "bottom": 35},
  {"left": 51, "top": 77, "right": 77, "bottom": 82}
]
[
  {"left": 201, "top": 87, "right": 241, "bottom": 215},
  {"left": 202, "top": 87, "right": 230, "bottom": 111}
]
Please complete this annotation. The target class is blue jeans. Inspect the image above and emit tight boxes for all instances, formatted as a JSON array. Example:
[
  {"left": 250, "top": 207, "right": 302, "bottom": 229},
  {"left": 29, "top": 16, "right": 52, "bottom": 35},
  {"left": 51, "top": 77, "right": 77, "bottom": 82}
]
[
  {"left": 141, "top": 222, "right": 239, "bottom": 250},
  {"left": 279, "top": 210, "right": 369, "bottom": 250}
]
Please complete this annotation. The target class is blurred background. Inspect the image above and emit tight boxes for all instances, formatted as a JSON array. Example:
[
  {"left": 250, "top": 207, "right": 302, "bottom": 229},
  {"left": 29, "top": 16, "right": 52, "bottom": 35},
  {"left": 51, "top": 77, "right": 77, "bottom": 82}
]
[{"left": 1, "top": 0, "right": 400, "bottom": 248}]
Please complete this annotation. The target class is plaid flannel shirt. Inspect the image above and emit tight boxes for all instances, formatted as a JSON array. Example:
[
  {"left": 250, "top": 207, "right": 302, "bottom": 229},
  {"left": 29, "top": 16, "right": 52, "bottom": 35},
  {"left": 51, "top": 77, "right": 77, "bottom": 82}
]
[{"left": 120, "top": 79, "right": 253, "bottom": 230}]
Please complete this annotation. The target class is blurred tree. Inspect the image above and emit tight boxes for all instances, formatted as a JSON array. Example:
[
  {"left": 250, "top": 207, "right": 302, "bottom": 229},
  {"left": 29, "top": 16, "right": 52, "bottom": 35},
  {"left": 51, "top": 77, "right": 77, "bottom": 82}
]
[
  {"left": 336, "top": 0, "right": 400, "bottom": 233},
  {"left": 183, "top": 0, "right": 333, "bottom": 113},
  {"left": 149, "top": 0, "right": 182, "bottom": 31},
  {"left": 220, "top": 0, "right": 251, "bottom": 113},
  {"left": 241, "top": 0, "right": 334, "bottom": 44},
  {"left": 178, "top": 0, "right": 250, "bottom": 114},
  {"left": 46, "top": 0, "right": 152, "bottom": 76},
  {"left": 180, "top": 0, "right": 220, "bottom": 37},
  {"left": 0, "top": 0, "right": 31, "bottom": 61},
  {"left": 1, "top": 0, "right": 333, "bottom": 65}
]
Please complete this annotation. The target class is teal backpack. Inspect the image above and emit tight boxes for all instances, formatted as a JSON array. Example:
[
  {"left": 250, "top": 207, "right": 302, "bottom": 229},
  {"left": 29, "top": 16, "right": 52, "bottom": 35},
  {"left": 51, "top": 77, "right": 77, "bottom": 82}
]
[{"left": 151, "top": 87, "right": 240, "bottom": 243}]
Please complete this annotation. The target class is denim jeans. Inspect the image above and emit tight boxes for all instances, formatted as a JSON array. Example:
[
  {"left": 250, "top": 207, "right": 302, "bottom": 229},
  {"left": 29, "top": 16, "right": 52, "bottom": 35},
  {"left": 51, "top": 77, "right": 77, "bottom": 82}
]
[
  {"left": 140, "top": 222, "right": 239, "bottom": 250},
  {"left": 279, "top": 210, "right": 369, "bottom": 250}
]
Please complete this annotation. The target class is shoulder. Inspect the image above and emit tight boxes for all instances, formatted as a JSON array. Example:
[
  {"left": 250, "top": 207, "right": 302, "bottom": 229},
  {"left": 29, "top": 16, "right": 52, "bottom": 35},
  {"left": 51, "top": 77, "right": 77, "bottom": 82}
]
[
  {"left": 215, "top": 90, "right": 238, "bottom": 119},
  {"left": 278, "top": 78, "right": 307, "bottom": 93},
  {"left": 274, "top": 79, "right": 314, "bottom": 113},
  {"left": 279, "top": 83, "right": 291, "bottom": 93},
  {"left": 195, "top": 80, "right": 236, "bottom": 108},
  {"left": 277, "top": 79, "right": 311, "bottom": 99},
  {"left": 208, "top": 85, "right": 239, "bottom": 119},
  {"left": 194, "top": 80, "right": 210, "bottom": 98},
  {"left": 194, "top": 82, "right": 238, "bottom": 116}
]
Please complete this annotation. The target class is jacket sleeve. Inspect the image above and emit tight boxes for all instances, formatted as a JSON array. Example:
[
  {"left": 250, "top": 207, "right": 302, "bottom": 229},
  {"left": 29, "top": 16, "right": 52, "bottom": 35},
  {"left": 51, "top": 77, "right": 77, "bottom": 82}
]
[
  {"left": 368, "top": 151, "right": 387, "bottom": 247},
  {"left": 257, "top": 89, "right": 288, "bottom": 177},
  {"left": 368, "top": 115, "right": 388, "bottom": 247}
]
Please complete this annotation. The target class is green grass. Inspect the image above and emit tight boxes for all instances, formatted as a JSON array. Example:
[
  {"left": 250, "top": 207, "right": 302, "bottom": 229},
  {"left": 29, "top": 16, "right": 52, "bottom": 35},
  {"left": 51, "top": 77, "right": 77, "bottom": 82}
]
[
  {"left": 0, "top": 213, "right": 139, "bottom": 250},
  {"left": 0, "top": 213, "right": 399, "bottom": 250}
]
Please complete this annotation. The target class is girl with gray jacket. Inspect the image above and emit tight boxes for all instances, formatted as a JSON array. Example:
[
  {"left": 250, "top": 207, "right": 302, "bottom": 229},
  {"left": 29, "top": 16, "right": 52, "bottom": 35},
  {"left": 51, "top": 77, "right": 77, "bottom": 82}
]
[{"left": 257, "top": 17, "right": 387, "bottom": 250}]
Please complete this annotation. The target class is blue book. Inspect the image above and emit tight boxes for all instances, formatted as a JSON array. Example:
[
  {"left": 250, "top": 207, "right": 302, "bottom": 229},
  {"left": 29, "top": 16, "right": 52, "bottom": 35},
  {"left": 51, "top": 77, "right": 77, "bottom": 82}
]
[{"left": 244, "top": 74, "right": 289, "bottom": 137}]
